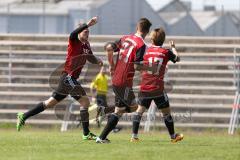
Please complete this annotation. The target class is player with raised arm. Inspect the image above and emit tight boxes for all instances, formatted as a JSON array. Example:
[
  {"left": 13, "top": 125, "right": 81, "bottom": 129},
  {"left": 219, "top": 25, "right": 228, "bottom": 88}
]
[
  {"left": 96, "top": 18, "right": 152, "bottom": 143},
  {"left": 131, "top": 27, "right": 183, "bottom": 143},
  {"left": 17, "top": 17, "right": 103, "bottom": 140}
]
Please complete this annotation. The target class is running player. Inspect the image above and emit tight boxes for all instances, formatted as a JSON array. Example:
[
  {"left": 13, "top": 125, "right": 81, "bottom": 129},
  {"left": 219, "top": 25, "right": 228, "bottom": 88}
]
[
  {"left": 16, "top": 17, "right": 103, "bottom": 140},
  {"left": 96, "top": 18, "right": 152, "bottom": 143},
  {"left": 131, "top": 27, "right": 183, "bottom": 143}
]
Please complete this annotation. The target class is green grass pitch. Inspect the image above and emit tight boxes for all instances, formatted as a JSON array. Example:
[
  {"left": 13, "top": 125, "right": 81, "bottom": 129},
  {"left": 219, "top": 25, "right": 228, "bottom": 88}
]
[{"left": 0, "top": 128, "right": 239, "bottom": 160}]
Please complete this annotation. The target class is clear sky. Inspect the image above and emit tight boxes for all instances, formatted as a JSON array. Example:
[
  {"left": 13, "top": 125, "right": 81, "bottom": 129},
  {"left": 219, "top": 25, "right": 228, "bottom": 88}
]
[{"left": 146, "top": 0, "right": 240, "bottom": 11}]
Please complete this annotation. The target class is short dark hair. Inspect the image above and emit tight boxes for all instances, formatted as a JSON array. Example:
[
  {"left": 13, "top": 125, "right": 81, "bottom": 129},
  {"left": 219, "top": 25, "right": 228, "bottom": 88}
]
[
  {"left": 151, "top": 27, "right": 165, "bottom": 46},
  {"left": 104, "top": 42, "right": 118, "bottom": 52},
  {"left": 137, "top": 18, "right": 152, "bottom": 34}
]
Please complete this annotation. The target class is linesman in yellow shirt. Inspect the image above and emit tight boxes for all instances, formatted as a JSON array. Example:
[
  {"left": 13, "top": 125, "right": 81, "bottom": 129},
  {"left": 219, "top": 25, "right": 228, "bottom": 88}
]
[
  {"left": 90, "top": 66, "right": 115, "bottom": 127},
  {"left": 90, "top": 66, "right": 109, "bottom": 108}
]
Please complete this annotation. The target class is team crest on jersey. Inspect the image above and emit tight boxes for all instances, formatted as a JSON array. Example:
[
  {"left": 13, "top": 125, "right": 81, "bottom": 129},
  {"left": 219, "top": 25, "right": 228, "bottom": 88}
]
[{"left": 83, "top": 49, "right": 90, "bottom": 54}]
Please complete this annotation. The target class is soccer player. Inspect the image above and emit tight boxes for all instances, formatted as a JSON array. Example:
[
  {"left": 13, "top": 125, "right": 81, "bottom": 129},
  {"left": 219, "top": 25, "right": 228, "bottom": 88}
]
[
  {"left": 96, "top": 18, "right": 152, "bottom": 143},
  {"left": 131, "top": 27, "right": 183, "bottom": 143},
  {"left": 16, "top": 17, "right": 103, "bottom": 140}
]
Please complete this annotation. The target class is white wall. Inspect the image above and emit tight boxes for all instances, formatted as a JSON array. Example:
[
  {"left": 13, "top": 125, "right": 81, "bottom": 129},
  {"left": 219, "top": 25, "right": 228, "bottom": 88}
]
[
  {"left": 8, "top": 15, "right": 39, "bottom": 33},
  {"left": 0, "top": 16, "right": 8, "bottom": 33},
  {"left": 39, "top": 15, "right": 68, "bottom": 34}
]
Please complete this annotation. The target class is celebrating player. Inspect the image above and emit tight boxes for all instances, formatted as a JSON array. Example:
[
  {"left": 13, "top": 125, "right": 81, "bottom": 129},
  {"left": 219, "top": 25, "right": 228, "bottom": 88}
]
[
  {"left": 96, "top": 18, "right": 152, "bottom": 143},
  {"left": 131, "top": 27, "right": 183, "bottom": 143},
  {"left": 16, "top": 17, "right": 103, "bottom": 140}
]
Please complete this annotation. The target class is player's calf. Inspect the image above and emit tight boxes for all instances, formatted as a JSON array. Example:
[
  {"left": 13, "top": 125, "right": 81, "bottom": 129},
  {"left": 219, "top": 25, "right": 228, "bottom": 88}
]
[
  {"left": 80, "top": 107, "right": 91, "bottom": 137},
  {"left": 16, "top": 97, "right": 59, "bottom": 131},
  {"left": 131, "top": 106, "right": 145, "bottom": 140},
  {"left": 98, "top": 112, "right": 121, "bottom": 141}
]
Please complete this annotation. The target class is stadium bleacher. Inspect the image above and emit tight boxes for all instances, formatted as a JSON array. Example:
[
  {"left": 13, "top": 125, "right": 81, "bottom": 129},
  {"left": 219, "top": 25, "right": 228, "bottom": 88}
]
[{"left": 0, "top": 34, "right": 239, "bottom": 129}]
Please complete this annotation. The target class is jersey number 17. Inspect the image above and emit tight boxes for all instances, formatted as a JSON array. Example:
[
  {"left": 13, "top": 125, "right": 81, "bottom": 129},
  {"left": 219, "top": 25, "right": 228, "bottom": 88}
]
[{"left": 147, "top": 56, "right": 163, "bottom": 75}]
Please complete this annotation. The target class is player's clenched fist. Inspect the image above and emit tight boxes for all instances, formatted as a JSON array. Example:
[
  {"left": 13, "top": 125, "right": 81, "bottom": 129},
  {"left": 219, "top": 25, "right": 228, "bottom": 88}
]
[{"left": 87, "top": 16, "right": 98, "bottom": 27}]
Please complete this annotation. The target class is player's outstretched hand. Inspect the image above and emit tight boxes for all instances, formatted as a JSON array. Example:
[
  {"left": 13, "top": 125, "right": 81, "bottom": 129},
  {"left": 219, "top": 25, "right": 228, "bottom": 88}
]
[
  {"left": 98, "top": 59, "right": 103, "bottom": 66},
  {"left": 87, "top": 16, "right": 98, "bottom": 27},
  {"left": 169, "top": 40, "right": 176, "bottom": 49}
]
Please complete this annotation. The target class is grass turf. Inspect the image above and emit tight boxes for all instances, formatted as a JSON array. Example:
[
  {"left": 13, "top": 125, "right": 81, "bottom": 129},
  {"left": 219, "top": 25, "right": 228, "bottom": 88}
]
[{"left": 0, "top": 128, "right": 239, "bottom": 160}]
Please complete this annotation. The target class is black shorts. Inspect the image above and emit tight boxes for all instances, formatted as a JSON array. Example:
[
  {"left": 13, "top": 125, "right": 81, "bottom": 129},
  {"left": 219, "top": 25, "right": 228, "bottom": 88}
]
[
  {"left": 112, "top": 85, "right": 136, "bottom": 111},
  {"left": 52, "top": 73, "right": 86, "bottom": 102},
  {"left": 138, "top": 91, "right": 169, "bottom": 109},
  {"left": 96, "top": 94, "right": 108, "bottom": 108}
]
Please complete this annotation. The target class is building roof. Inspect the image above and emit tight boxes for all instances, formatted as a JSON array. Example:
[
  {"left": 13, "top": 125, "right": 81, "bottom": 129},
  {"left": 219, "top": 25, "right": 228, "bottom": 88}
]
[
  {"left": 190, "top": 11, "right": 220, "bottom": 30},
  {"left": 159, "top": 12, "right": 187, "bottom": 25},
  {"left": 158, "top": 0, "right": 189, "bottom": 13},
  {"left": 0, "top": 0, "right": 109, "bottom": 15},
  {"left": 230, "top": 12, "right": 240, "bottom": 27}
]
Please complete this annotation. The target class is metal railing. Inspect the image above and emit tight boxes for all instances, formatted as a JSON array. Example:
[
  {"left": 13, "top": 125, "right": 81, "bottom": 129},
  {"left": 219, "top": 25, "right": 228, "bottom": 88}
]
[{"left": 228, "top": 48, "right": 240, "bottom": 134}]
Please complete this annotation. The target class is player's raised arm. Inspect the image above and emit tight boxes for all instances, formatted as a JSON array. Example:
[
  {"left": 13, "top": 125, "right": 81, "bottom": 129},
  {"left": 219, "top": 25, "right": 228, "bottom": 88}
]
[
  {"left": 69, "top": 16, "right": 98, "bottom": 40},
  {"left": 87, "top": 16, "right": 98, "bottom": 27},
  {"left": 169, "top": 40, "right": 180, "bottom": 63}
]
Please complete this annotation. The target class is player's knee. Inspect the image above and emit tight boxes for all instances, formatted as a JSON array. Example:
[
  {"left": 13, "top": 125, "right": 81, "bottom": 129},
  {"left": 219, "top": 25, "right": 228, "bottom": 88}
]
[
  {"left": 78, "top": 96, "right": 90, "bottom": 108},
  {"left": 114, "top": 107, "right": 125, "bottom": 116},
  {"left": 129, "top": 104, "right": 138, "bottom": 112},
  {"left": 161, "top": 107, "right": 171, "bottom": 115},
  {"left": 44, "top": 97, "right": 58, "bottom": 108},
  {"left": 114, "top": 111, "right": 123, "bottom": 117},
  {"left": 115, "top": 112, "right": 123, "bottom": 117},
  {"left": 161, "top": 108, "right": 173, "bottom": 122},
  {"left": 136, "top": 105, "right": 146, "bottom": 114}
]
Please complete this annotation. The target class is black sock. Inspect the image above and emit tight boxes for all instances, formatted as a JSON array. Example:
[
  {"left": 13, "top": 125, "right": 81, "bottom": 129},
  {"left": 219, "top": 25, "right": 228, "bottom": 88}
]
[
  {"left": 23, "top": 102, "right": 45, "bottom": 121},
  {"left": 132, "top": 112, "right": 142, "bottom": 135},
  {"left": 99, "top": 113, "right": 119, "bottom": 140},
  {"left": 80, "top": 108, "right": 90, "bottom": 136},
  {"left": 163, "top": 114, "right": 175, "bottom": 137}
]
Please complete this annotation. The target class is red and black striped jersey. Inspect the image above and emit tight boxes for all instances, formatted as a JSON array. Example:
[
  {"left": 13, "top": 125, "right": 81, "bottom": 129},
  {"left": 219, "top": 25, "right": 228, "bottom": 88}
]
[
  {"left": 140, "top": 45, "right": 178, "bottom": 92},
  {"left": 64, "top": 24, "right": 98, "bottom": 79},
  {"left": 112, "top": 34, "right": 146, "bottom": 87}
]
